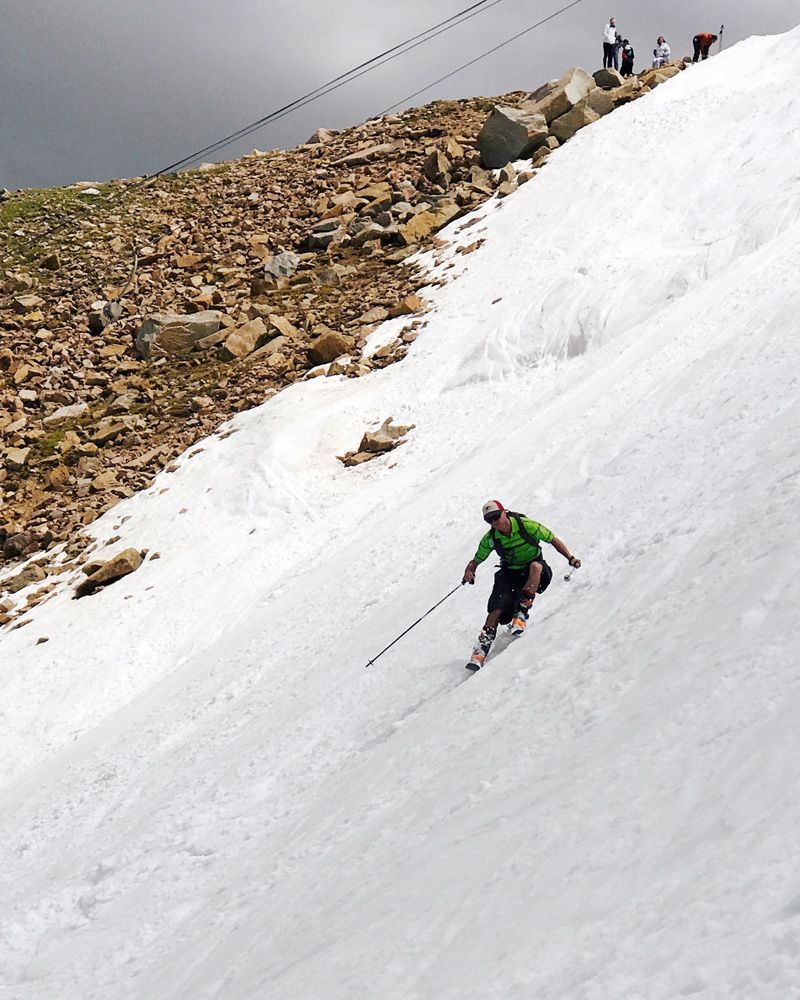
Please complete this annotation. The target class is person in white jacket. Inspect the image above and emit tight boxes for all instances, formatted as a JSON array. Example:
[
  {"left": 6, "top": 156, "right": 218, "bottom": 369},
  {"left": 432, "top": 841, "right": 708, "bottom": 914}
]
[
  {"left": 652, "top": 36, "right": 671, "bottom": 67},
  {"left": 603, "top": 18, "right": 619, "bottom": 69}
]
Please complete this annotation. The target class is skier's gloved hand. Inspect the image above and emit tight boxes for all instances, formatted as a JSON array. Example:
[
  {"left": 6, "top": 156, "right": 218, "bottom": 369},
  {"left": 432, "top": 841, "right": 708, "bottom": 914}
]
[
  {"left": 462, "top": 569, "right": 476, "bottom": 585},
  {"left": 568, "top": 556, "right": 581, "bottom": 568}
]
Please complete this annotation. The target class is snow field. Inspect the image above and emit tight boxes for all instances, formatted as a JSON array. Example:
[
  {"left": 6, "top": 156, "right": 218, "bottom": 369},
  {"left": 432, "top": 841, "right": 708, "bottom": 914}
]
[{"left": 2, "top": 25, "right": 800, "bottom": 1000}]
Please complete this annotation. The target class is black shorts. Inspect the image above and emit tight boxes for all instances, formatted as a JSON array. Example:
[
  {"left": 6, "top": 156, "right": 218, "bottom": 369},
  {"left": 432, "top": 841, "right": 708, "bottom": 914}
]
[{"left": 487, "top": 559, "right": 552, "bottom": 624}]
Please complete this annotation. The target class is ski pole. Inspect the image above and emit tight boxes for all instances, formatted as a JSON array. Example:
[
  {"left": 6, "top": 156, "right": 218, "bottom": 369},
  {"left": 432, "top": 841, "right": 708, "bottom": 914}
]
[
  {"left": 564, "top": 564, "right": 580, "bottom": 582},
  {"left": 718, "top": 24, "right": 724, "bottom": 52},
  {"left": 365, "top": 583, "right": 464, "bottom": 668}
]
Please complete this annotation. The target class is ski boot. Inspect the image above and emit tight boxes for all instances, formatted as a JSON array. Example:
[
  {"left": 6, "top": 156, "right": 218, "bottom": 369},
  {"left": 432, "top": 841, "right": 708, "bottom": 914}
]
[
  {"left": 466, "top": 625, "right": 496, "bottom": 671},
  {"left": 510, "top": 592, "right": 534, "bottom": 634}
]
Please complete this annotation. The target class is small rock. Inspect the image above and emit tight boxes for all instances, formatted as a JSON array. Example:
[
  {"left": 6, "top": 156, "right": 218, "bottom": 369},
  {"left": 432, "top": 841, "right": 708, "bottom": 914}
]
[
  {"left": 221, "top": 318, "right": 268, "bottom": 360},
  {"left": 5, "top": 447, "right": 31, "bottom": 472},
  {"left": 48, "top": 465, "right": 71, "bottom": 489},
  {"left": 263, "top": 251, "right": 301, "bottom": 280},
  {"left": 75, "top": 547, "right": 143, "bottom": 598},
  {"left": 6, "top": 564, "right": 46, "bottom": 594},
  {"left": 43, "top": 402, "right": 89, "bottom": 426}
]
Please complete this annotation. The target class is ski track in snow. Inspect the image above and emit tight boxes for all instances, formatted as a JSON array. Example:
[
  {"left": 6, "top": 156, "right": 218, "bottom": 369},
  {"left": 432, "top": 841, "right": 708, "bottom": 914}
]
[{"left": 2, "top": 27, "right": 800, "bottom": 1000}]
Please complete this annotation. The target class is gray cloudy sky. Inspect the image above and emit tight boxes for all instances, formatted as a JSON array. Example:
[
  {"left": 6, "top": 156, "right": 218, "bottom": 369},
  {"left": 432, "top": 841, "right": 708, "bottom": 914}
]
[{"left": 2, "top": 0, "right": 797, "bottom": 191}]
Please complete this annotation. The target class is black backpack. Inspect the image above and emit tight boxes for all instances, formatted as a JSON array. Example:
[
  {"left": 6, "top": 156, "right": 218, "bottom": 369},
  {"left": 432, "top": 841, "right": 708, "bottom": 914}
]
[{"left": 490, "top": 512, "right": 553, "bottom": 593}]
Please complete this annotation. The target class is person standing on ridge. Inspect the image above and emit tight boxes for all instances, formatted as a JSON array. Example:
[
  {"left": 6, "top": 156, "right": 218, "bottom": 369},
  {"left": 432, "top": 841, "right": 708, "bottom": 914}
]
[
  {"left": 603, "top": 17, "right": 619, "bottom": 69},
  {"left": 652, "top": 36, "right": 671, "bottom": 67},
  {"left": 462, "top": 500, "right": 581, "bottom": 671},
  {"left": 692, "top": 33, "right": 718, "bottom": 61},
  {"left": 620, "top": 39, "right": 635, "bottom": 77}
]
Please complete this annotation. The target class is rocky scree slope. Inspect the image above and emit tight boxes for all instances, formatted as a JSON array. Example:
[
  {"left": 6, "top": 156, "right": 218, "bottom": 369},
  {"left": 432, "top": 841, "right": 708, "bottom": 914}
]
[{"left": 0, "top": 60, "right": 686, "bottom": 628}]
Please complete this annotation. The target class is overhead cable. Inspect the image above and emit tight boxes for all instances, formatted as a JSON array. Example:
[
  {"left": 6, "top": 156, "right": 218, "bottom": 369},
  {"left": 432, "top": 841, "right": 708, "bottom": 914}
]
[
  {"left": 382, "top": 0, "right": 588, "bottom": 114},
  {"left": 146, "top": 0, "right": 509, "bottom": 179}
]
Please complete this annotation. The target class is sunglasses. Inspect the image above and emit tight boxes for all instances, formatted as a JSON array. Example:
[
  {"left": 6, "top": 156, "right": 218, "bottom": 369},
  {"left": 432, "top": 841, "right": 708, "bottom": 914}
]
[{"left": 484, "top": 511, "right": 503, "bottom": 523}]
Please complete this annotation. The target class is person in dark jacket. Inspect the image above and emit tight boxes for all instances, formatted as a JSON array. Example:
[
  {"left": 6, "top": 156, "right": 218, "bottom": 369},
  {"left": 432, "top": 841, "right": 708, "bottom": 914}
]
[
  {"left": 693, "top": 33, "right": 718, "bottom": 61},
  {"left": 620, "top": 39, "right": 635, "bottom": 77}
]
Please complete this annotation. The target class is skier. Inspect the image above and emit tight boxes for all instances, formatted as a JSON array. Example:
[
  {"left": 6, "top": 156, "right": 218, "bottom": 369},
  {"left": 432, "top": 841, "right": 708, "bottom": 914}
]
[
  {"left": 603, "top": 17, "right": 619, "bottom": 69},
  {"left": 462, "top": 500, "right": 581, "bottom": 670},
  {"left": 692, "top": 33, "right": 718, "bottom": 62},
  {"left": 620, "top": 39, "right": 635, "bottom": 77}
]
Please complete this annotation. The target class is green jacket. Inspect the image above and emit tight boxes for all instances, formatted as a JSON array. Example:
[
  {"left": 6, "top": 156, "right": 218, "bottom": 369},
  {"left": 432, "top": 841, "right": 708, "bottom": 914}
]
[{"left": 474, "top": 515, "right": 553, "bottom": 568}]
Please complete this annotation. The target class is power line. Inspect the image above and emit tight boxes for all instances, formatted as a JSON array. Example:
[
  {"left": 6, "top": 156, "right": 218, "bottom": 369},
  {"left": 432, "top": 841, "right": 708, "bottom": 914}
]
[
  {"left": 146, "top": 0, "right": 509, "bottom": 179},
  {"left": 382, "top": 0, "right": 588, "bottom": 114}
]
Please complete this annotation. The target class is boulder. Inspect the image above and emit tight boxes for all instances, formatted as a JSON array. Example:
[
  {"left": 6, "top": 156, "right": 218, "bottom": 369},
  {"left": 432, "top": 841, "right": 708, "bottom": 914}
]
[
  {"left": 585, "top": 88, "right": 616, "bottom": 117},
  {"left": 48, "top": 464, "right": 71, "bottom": 489},
  {"left": 306, "top": 128, "right": 338, "bottom": 144},
  {"left": 519, "top": 67, "right": 596, "bottom": 124},
  {"left": 639, "top": 63, "right": 683, "bottom": 88},
  {"left": 193, "top": 328, "right": 229, "bottom": 351},
  {"left": 269, "top": 315, "right": 301, "bottom": 340},
  {"left": 476, "top": 107, "right": 549, "bottom": 169},
  {"left": 335, "top": 142, "right": 401, "bottom": 166},
  {"left": 360, "top": 417, "right": 414, "bottom": 453},
  {"left": 308, "top": 329, "right": 351, "bottom": 366},
  {"left": 247, "top": 336, "right": 290, "bottom": 362},
  {"left": 2, "top": 273, "right": 33, "bottom": 294},
  {"left": 89, "top": 417, "right": 133, "bottom": 446},
  {"left": 221, "top": 318, "right": 268, "bottom": 360},
  {"left": 43, "top": 402, "right": 89, "bottom": 426},
  {"left": 355, "top": 182, "right": 392, "bottom": 202},
  {"left": 351, "top": 223, "right": 386, "bottom": 247},
  {"left": 90, "top": 470, "right": 121, "bottom": 492},
  {"left": 135, "top": 311, "right": 223, "bottom": 360},
  {"left": 75, "top": 547, "right": 143, "bottom": 598},
  {"left": 5, "top": 447, "right": 30, "bottom": 472},
  {"left": 468, "top": 166, "right": 496, "bottom": 195},
  {"left": 610, "top": 80, "right": 640, "bottom": 104},
  {"left": 12, "top": 294, "right": 45, "bottom": 314},
  {"left": 358, "top": 306, "right": 390, "bottom": 325},
  {"left": 422, "top": 150, "right": 452, "bottom": 183},
  {"left": 337, "top": 417, "right": 415, "bottom": 466},
  {"left": 308, "top": 224, "right": 345, "bottom": 250},
  {"left": 399, "top": 212, "right": 437, "bottom": 245},
  {"left": 263, "top": 251, "right": 301, "bottom": 280},
  {"left": 388, "top": 294, "right": 425, "bottom": 318},
  {"left": 592, "top": 67, "right": 625, "bottom": 90},
  {"left": 3, "top": 532, "right": 32, "bottom": 559},
  {"left": 550, "top": 103, "right": 601, "bottom": 144}
]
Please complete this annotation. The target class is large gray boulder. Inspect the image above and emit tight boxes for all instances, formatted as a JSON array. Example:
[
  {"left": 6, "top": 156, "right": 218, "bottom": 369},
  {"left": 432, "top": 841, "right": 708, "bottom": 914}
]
[
  {"left": 476, "top": 107, "right": 549, "bottom": 169},
  {"left": 135, "top": 311, "right": 223, "bottom": 360},
  {"left": 519, "top": 67, "right": 596, "bottom": 124}
]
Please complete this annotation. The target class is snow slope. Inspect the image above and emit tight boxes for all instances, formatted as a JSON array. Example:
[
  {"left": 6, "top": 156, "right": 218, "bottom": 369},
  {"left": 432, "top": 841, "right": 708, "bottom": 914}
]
[{"left": 3, "top": 27, "right": 800, "bottom": 1000}]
